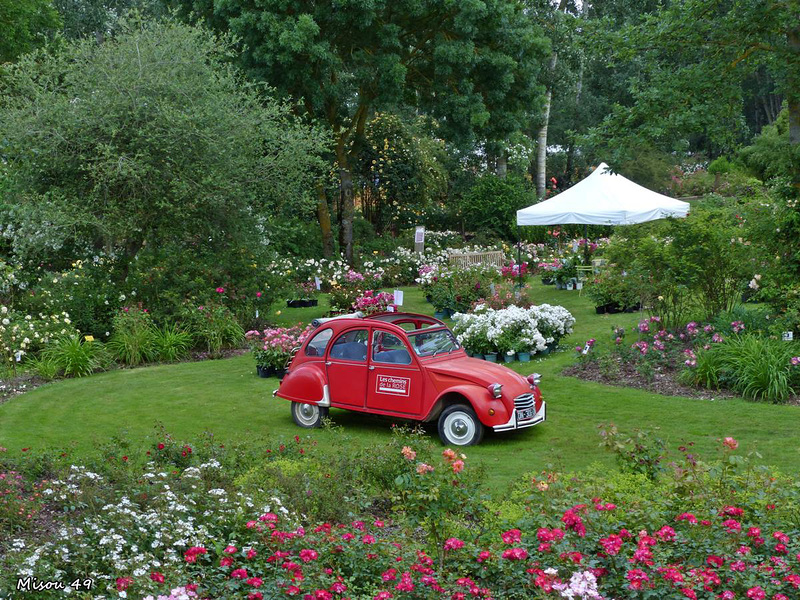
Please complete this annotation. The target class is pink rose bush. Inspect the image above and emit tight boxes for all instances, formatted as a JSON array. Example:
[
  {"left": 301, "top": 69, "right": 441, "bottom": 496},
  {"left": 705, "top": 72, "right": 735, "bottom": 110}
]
[
  {"left": 246, "top": 324, "right": 313, "bottom": 370},
  {"left": 352, "top": 290, "right": 395, "bottom": 315}
]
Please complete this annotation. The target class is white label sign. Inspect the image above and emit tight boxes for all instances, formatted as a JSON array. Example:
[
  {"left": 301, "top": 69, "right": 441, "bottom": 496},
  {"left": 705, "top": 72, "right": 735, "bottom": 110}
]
[
  {"left": 414, "top": 227, "right": 425, "bottom": 243},
  {"left": 783, "top": 331, "right": 794, "bottom": 341},
  {"left": 314, "top": 276, "right": 322, "bottom": 290},
  {"left": 376, "top": 375, "right": 410, "bottom": 396},
  {"left": 393, "top": 290, "right": 404, "bottom": 305}
]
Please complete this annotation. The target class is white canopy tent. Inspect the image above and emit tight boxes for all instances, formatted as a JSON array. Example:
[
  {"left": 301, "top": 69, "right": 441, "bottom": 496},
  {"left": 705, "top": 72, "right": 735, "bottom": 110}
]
[{"left": 516, "top": 163, "right": 690, "bottom": 226}]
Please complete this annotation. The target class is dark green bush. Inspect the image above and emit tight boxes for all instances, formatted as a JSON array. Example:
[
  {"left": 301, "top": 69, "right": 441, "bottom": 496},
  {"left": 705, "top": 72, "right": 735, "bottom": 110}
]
[
  {"left": 178, "top": 302, "right": 243, "bottom": 357},
  {"left": 461, "top": 174, "right": 534, "bottom": 240}
]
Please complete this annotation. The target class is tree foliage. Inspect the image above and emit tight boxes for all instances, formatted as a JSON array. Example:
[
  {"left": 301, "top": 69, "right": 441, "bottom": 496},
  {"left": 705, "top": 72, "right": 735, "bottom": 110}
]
[
  {"left": 357, "top": 113, "right": 448, "bottom": 235},
  {"left": 0, "top": 0, "right": 60, "bottom": 62},
  {"left": 585, "top": 0, "right": 800, "bottom": 165},
  {"left": 0, "top": 16, "right": 326, "bottom": 278}
]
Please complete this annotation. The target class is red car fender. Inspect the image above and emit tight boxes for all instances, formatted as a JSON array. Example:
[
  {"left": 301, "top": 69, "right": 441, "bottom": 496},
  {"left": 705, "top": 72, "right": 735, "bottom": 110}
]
[
  {"left": 276, "top": 362, "right": 328, "bottom": 405},
  {"left": 425, "top": 384, "right": 511, "bottom": 427}
]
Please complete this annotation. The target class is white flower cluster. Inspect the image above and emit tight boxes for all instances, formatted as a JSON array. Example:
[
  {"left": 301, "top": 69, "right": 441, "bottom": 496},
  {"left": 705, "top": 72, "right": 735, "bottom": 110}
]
[
  {"left": 552, "top": 570, "right": 603, "bottom": 599},
  {"left": 452, "top": 303, "right": 574, "bottom": 354},
  {"left": 11, "top": 462, "right": 287, "bottom": 597},
  {"left": 0, "top": 306, "right": 75, "bottom": 364},
  {"left": 530, "top": 304, "right": 576, "bottom": 343},
  {"left": 264, "top": 238, "right": 519, "bottom": 288}
]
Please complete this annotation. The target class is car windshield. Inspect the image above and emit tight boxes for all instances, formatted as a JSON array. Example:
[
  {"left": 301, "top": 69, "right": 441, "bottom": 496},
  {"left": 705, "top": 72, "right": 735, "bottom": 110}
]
[{"left": 408, "top": 328, "right": 460, "bottom": 357}]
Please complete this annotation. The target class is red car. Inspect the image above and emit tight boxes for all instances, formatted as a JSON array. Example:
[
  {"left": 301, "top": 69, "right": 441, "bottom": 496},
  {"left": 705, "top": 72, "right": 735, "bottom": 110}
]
[{"left": 274, "top": 312, "right": 545, "bottom": 446}]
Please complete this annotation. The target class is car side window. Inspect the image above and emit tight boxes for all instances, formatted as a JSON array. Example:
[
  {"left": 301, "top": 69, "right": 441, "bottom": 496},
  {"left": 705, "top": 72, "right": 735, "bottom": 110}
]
[
  {"left": 329, "top": 329, "right": 368, "bottom": 362},
  {"left": 372, "top": 331, "right": 412, "bottom": 365},
  {"left": 305, "top": 328, "right": 332, "bottom": 357}
]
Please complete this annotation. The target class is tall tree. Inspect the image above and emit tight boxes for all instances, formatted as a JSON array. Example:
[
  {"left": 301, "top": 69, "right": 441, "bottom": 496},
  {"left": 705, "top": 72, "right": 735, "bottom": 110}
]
[
  {"left": 527, "top": 0, "right": 576, "bottom": 199},
  {"left": 175, "top": 0, "right": 549, "bottom": 263},
  {"left": 0, "top": 0, "right": 60, "bottom": 62}
]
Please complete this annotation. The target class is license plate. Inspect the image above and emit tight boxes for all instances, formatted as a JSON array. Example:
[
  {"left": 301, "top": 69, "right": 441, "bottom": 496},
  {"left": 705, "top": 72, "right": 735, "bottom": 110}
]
[{"left": 516, "top": 408, "right": 534, "bottom": 421}]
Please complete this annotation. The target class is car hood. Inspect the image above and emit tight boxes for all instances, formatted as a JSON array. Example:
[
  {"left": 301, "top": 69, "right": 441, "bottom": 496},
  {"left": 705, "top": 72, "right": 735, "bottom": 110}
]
[{"left": 424, "top": 356, "right": 530, "bottom": 388}]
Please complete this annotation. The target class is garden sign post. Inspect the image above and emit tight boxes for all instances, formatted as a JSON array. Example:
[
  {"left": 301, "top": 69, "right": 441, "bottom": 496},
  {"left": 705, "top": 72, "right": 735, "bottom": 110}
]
[{"left": 414, "top": 226, "right": 425, "bottom": 253}]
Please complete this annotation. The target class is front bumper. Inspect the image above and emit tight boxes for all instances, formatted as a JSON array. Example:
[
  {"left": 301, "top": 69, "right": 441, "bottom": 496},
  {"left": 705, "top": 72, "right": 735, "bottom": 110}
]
[{"left": 493, "top": 401, "right": 546, "bottom": 432}]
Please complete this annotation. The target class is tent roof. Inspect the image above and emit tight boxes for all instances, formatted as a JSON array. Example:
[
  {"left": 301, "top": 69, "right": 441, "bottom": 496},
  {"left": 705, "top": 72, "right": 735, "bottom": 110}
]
[{"left": 516, "top": 163, "right": 690, "bottom": 226}]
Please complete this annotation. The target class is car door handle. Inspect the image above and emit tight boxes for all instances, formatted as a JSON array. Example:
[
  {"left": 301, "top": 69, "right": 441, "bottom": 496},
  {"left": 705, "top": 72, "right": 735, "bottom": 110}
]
[
  {"left": 325, "top": 361, "right": 332, "bottom": 366},
  {"left": 369, "top": 365, "right": 375, "bottom": 370}
]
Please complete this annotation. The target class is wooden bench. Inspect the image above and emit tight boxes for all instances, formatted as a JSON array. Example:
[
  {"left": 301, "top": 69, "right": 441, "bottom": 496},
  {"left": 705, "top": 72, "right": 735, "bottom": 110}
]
[{"left": 448, "top": 250, "right": 504, "bottom": 268}]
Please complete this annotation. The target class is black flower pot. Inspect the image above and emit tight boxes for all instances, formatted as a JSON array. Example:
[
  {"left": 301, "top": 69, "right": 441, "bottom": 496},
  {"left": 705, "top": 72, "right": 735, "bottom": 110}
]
[
  {"left": 256, "top": 365, "right": 272, "bottom": 378},
  {"left": 287, "top": 300, "right": 303, "bottom": 308},
  {"left": 307, "top": 299, "right": 318, "bottom": 307},
  {"left": 595, "top": 305, "right": 609, "bottom": 314}
]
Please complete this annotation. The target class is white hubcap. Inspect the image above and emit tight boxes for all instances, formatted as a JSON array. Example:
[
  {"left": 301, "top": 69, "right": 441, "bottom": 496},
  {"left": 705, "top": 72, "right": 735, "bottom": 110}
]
[
  {"left": 444, "top": 412, "right": 475, "bottom": 445},
  {"left": 295, "top": 403, "right": 319, "bottom": 426}
]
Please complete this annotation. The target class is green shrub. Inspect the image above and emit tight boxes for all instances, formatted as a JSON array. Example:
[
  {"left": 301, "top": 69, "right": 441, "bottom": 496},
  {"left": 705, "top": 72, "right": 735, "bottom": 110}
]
[
  {"left": 462, "top": 174, "right": 533, "bottom": 240},
  {"left": 106, "top": 306, "right": 156, "bottom": 366},
  {"left": 25, "top": 355, "right": 61, "bottom": 380},
  {"left": 686, "top": 335, "right": 800, "bottom": 403},
  {"left": 179, "top": 302, "right": 243, "bottom": 357},
  {"left": 41, "top": 336, "right": 111, "bottom": 378},
  {"left": 602, "top": 207, "right": 754, "bottom": 327},
  {"left": 151, "top": 324, "right": 192, "bottom": 362},
  {"left": 680, "top": 347, "right": 722, "bottom": 389}
]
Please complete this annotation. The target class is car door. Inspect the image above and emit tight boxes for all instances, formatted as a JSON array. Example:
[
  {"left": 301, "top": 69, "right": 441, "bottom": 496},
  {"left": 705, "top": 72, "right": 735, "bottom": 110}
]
[
  {"left": 367, "top": 328, "right": 423, "bottom": 416},
  {"left": 326, "top": 328, "right": 369, "bottom": 408}
]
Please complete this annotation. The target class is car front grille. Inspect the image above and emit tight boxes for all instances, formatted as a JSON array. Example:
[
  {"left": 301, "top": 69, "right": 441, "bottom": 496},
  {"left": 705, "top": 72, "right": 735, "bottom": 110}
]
[{"left": 514, "top": 393, "right": 535, "bottom": 411}]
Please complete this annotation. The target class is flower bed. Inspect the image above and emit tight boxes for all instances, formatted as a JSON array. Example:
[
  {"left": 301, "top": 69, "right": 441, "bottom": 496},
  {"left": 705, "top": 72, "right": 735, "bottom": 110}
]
[
  {"left": 2, "top": 431, "right": 800, "bottom": 599},
  {"left": 567, "top": 315, "right": 800, "bottom": 404},
  {"left": 417, "top": 264, "right": 501, "bottom": 314}
]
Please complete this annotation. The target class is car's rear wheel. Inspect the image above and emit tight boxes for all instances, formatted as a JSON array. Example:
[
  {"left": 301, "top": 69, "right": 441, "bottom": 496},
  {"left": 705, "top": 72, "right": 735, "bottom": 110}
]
[
  {"left": 291, "top": 402, "right": 329, "bottom": 428},
  {"left": 438, "top": 404, "right": 484, "bottom": 446}
]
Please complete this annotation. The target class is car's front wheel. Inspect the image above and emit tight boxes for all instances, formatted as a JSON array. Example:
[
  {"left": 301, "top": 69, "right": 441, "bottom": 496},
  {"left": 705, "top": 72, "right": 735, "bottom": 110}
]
[
  {"left": 291, "top": 402, "right": 329, "bottom": 428},
  {"left": 438, "top": 404, "right": 484, "bottom": 446}
]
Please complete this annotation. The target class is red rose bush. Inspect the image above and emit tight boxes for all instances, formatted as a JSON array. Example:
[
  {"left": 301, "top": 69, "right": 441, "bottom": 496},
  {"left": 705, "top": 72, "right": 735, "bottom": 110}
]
[{"left": 1, "top": 431, "right": 799, "bottom": 599}]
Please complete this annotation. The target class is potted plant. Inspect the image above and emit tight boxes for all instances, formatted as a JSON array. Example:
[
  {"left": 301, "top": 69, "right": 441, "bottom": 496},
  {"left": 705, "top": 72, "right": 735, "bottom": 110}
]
[
  {"left": 494, "top": 329, "right": 518, "bottom": 363},
  {"left": 555, "top": 259, "right": 578, "bottom": 290},
  {"left": 429, "top": 278, "right": 454, "bottom": 318},
  {"left": 247, "top": 325, "right": 311, "bottom": 378},
  {"left": 352, "top": 290, "right": 394, "bottom": 315},
  {"left": 287, "top": 281, "right": 318, "bottom": 308},
  {"left": 512, "top": 338, "right": 531, "bottom": 362}
]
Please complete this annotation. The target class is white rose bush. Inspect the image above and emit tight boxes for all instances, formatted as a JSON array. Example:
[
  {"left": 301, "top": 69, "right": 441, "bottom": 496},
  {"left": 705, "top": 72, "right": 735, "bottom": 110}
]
[{"left": 451, "top": 304, "right": 575, "bottom": 357}]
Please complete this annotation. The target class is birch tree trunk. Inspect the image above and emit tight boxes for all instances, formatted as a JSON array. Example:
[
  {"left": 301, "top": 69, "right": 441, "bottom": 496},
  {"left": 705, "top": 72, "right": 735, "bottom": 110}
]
[{"left": 536, "top": 54, "right": 557, "bottom": 199}]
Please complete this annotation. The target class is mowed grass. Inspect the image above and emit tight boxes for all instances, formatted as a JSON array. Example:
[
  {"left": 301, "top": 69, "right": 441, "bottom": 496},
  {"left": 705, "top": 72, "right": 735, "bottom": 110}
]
[{"left": 1, "top": 281, "right": 798, "bottom": 491}]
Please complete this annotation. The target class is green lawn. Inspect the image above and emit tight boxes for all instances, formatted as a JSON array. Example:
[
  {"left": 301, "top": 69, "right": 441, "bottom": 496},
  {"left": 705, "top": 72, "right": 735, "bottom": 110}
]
[{"left": 1, "top": 281, "right": 797, "bottom": 491}]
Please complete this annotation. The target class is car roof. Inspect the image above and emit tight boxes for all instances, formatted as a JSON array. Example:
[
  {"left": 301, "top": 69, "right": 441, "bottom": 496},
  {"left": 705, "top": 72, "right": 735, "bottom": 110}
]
[
  {"left": 313, "top": 312, "right": 447, "bottom": 335},
  {"left": 366, "top": 312, "right": 446, "bottom": 327}
]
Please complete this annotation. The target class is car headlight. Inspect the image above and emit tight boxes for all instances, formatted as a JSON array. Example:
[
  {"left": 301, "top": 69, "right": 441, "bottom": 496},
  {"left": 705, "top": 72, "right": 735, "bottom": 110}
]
[
  {"left": 526, "top": 373, "right": 541, "bottom": 387},
  {"left": 487, "top": 383, "right": 502, "bottom": 398}
]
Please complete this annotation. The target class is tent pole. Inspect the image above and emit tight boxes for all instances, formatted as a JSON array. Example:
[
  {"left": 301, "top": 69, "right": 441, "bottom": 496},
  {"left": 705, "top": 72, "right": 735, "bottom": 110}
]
[
  {"left": 517, "top": 225, "right": 522, "bottom": 290},
  {"left": 583, "top": 223, "right": 589, "bottom": 264}
]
